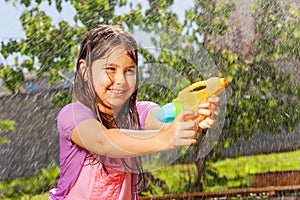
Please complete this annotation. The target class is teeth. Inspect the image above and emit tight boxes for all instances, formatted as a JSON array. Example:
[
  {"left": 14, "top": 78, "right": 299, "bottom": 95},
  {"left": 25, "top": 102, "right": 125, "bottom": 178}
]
[{"left": 111, "top": 89, "right": 123, "bottom": 94}]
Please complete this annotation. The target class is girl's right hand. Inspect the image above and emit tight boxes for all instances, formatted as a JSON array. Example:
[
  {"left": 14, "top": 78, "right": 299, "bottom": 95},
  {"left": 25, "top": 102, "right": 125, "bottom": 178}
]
[{"left": 156, "top": 110, "right": 198, "bottom": 151}]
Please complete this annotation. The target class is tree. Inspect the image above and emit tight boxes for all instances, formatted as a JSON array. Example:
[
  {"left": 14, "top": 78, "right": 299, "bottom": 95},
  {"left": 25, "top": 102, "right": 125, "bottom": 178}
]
[
  {"left": 198, "top": 0, "right": 300, "bottom": 190},
  {"left": 1, "top": 0, "right": 300, "bottom": 194}
]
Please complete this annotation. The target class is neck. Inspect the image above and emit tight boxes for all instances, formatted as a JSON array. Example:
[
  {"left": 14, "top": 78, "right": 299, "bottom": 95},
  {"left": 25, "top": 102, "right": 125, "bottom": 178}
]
[{"left": 97, "top": 103, "right": 121, "bottom": 118}]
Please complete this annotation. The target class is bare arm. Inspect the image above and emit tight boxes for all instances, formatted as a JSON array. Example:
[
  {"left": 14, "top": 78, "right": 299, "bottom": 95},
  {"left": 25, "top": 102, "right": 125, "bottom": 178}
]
[
  {"left": 71, "top": 110, "right": 197, "bottom": 158},
  {"left": 70, "top": 97, "right": 221, "bottom": 158}
]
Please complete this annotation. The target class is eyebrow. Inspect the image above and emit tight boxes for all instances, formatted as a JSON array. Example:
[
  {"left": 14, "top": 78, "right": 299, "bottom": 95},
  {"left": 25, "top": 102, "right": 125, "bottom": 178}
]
[{"left": 107, "top": 63, "right": 136, "bottom": 68}]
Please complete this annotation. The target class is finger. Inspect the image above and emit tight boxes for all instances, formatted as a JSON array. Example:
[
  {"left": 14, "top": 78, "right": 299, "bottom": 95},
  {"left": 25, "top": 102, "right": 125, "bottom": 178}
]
[
  {"left": 198, "top": 120, "right": 208, "bottom": 129},
  {"left": 176, "top": 110, "right": 196, "bottom": 122},
  {"left": 181, "top": 130, "right": 197, "bottom": 139},
  {"left": 198, "top": 108, "right": 212, "bottom": 117},
  {"left": 181, "top": 121, "right": 197, "bottom": 131},
  {"left": 199, "top": 117, "right": 217, "bottom": 129},
  {"left": 211, "top": 103, "right": 221, "bottom": 112},
  {"left": 204, "top": 117, "right": 217, "bottom": 127},
  {"left": 210, "top": 105, "right": 220, "bottom": 120},
  {"left": 208, "top": 97, "right": 221, "bottom": 107},
  {"left": 198, "top": 101, "right": 210, "bottom": 108},
  {"left": 210, "top": 111, "right": 219, "bottom": 120},
  {"left": 178, "top": 139, "right": 197, "bottom": 146}
]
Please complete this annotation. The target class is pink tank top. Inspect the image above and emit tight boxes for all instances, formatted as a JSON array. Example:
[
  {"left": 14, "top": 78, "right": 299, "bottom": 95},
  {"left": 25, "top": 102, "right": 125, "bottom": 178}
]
[
  {"left": 65, "top": 155, "right": 133, "bottom": 200},
  {"left": 49, "top": 101, "right": 159, "bottom": 200}
]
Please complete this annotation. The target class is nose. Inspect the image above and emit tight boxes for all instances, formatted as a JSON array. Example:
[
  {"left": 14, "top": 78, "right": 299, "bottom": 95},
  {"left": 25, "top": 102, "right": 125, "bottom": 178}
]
[{"left": 114, "top": 71, "right": 126, "bottom": 85}]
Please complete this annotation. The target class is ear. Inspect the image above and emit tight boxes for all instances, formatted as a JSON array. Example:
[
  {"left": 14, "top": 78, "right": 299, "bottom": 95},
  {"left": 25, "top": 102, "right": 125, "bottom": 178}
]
[{"left": 78, "top": 59, "right": 88, "bottom": 81}]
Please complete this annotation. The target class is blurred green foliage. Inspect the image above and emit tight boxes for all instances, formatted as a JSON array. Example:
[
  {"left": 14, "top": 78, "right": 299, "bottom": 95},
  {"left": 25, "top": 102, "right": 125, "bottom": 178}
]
[
  {"left": 0, "top": 120, "right": 16, "bottom": 144},
  {"left": 0, "top": 164, "right": 60, "bottom": 199}
]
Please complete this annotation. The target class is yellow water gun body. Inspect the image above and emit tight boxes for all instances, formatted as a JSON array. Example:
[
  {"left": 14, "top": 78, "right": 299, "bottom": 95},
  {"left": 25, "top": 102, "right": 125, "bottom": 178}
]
[{"left": 156, "top": 77, "right": 228, "bottom": 123}]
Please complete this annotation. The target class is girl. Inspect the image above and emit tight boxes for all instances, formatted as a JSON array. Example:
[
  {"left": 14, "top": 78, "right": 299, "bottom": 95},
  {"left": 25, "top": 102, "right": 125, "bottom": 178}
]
[{"left": 49, "top": 24, "right": 221, "bottom": 200}]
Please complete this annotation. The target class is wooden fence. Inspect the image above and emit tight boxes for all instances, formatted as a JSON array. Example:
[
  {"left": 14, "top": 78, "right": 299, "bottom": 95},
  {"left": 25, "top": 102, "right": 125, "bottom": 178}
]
[
  {"left": 140, "top": 170, "right": 300, "bottom": 199},
  {"left": 139, "top": 185, "right": 300, "bottom": 199}
]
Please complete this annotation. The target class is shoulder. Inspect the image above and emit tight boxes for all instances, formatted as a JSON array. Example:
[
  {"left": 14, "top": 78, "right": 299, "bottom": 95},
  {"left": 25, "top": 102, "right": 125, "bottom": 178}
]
[
  {"left": 58, "top": 102, "right": 95, "bottom": 120},
  {"left": 136, "top": 101, "right": 160, "bottom": 112},
  {"left": 136, "top": 101, "right": 160, "bottom": 117},
  {"left": 57, "top": 102, "right": 96, "bottom": 140},
  {"left": 136, "top": 101, "right": 160, "bottom": 129},
  {"left": 59, "top": 102, "right": 93, "bottom": 114}
]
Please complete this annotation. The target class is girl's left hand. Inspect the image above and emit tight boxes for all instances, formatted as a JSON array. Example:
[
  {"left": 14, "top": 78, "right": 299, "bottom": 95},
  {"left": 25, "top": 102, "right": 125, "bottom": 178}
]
[{"left": 196, "top": 96, "right": 221, "bottom": 130}]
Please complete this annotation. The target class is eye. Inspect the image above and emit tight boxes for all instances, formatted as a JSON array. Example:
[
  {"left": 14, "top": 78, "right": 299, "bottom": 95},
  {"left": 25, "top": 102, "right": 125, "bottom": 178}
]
[
  {"left": 105, "top": 67, "right": 116, "bottom": 72},
  {"left": 126, "top": 68, "right": 136, "bottom": 74}
]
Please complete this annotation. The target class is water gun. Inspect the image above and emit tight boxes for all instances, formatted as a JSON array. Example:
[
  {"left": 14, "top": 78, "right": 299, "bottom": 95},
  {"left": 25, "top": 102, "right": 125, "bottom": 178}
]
[{"left": 156, "top": 77, "right": 228, "bottom": 123}]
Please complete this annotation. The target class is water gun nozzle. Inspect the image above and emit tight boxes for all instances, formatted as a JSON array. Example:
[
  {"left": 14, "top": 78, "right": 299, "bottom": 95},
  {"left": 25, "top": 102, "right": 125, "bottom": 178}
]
[{"left": 222, "top": 78, "right": 228, "bottom": 88}]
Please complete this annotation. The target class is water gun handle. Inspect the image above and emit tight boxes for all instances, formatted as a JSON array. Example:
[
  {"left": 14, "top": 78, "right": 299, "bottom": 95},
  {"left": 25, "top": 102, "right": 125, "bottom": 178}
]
[
  {"left": 156, "top": 99, "right": 183, "bottom": 123},
  {"left": 156, "top": 99, "right": 206, "bottom": 123}
]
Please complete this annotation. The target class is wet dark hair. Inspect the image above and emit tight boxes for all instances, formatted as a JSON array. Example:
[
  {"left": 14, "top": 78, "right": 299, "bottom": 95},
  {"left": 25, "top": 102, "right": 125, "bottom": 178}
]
[{"left": 73, "top": 24, "right": 144, "bottom": 191}]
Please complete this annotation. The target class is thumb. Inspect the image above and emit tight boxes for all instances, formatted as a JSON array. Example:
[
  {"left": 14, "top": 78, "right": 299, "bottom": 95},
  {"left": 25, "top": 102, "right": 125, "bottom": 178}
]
[{"left": 175, "top": 110, "right": 195, "bottom": 122}]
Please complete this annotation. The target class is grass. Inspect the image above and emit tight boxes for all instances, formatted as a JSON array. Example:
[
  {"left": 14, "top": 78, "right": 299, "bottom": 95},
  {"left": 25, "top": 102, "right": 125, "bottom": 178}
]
[
  {"left": 212, "top": 149, "right": 300, "bottom": 178},
  {"left": 30, "top": 193, "right": 49, "bottom": 200},
  {"left": 150, "top": 149, "right": 300, "bottom": 193},
  {"left": 143, "top": 149, "right": 300, "bottom": 195},
  {"left": 151, "top": 164, "right": 197, "bottom": 194},
  {"left": 206, "top": 149, "right": 300, "bottom": 191},
  {"left": 3, "top": 150, "right": 300, "bottom": 199},
  {"left": 0, "top": 193, "right": 49, "bottom": 200}
]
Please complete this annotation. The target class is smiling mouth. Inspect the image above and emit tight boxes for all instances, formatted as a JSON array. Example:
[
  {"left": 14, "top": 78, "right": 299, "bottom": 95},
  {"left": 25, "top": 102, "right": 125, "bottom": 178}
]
[{"left": 109, "top": 89, "right": 125, "bottom": 94}]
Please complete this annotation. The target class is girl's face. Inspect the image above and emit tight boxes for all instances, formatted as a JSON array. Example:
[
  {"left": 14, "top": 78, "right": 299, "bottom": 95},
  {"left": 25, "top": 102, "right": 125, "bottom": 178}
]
[{"left": 91, "top": 47, "right": 137, "bottom": 115}]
